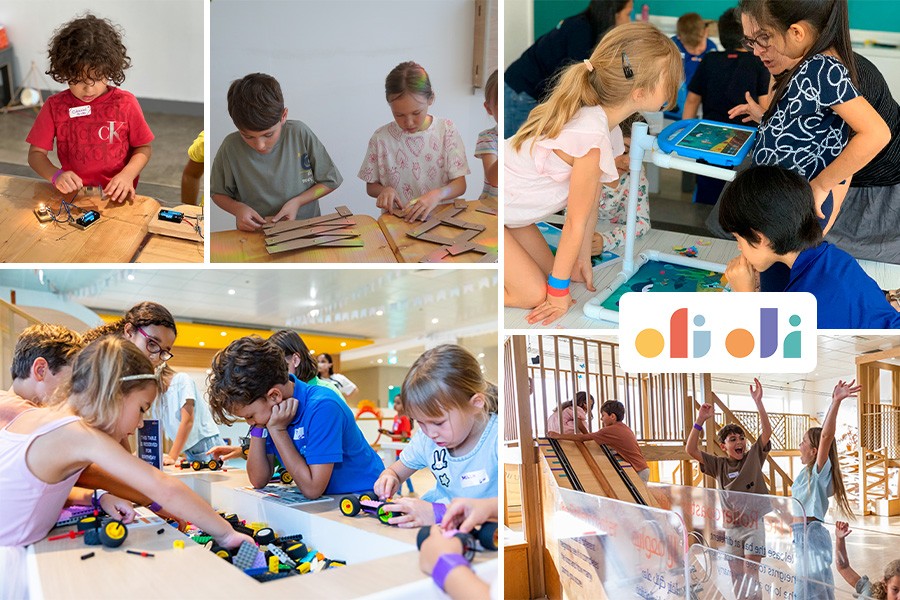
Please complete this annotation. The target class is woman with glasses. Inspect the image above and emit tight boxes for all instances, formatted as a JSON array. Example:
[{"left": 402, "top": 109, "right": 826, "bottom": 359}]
[{"left": 728, "top": 0, "right": 890, "bottom": 293}]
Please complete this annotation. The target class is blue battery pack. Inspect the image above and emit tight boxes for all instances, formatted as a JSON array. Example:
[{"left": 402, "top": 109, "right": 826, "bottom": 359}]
[{"left": 655, "top": 119, "right": 757, "bottom": 167}]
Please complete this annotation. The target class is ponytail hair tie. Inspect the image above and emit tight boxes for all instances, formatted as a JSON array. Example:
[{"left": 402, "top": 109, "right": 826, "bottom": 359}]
[{"left": 583, "top": 59, "right": 594, "bottom": 73}]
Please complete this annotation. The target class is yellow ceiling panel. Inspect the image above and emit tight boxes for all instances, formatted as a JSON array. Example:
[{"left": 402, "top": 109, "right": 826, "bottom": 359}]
[{"left": 96, "top": 314, "right": 372, "bottom": 354}]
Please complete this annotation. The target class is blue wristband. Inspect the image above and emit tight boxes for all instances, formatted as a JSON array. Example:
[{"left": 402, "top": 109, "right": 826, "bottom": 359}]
[{"left": 547, "top": 275, "right": 570, "bottom": 290}]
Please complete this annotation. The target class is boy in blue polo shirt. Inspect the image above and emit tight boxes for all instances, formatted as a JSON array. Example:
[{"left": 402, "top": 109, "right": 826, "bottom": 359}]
[
  {"left": 719, "top": 165, "right": 900, "bottom": 329},
  {"left": 207, "top": 336, "right": 383, "bottom": 498}
]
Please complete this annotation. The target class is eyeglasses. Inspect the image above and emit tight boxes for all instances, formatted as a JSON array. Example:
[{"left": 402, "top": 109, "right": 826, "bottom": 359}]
[
  {"left": 740, "top": 31, "right": 772, "bottom": 51},
  {"left": 136, "top": 327, "right": 174, "bottom": 362}
]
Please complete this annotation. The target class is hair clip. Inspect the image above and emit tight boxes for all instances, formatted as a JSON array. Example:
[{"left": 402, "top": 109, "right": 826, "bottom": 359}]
[
  {"left": 120, "top": 364, "right": 166, "bottom": 383},
  {"left": 583, "top": 59, "right": 594, "bottom": 73},
  {"left": 622, "top": 52, "right": 634, "bottom": 79}
]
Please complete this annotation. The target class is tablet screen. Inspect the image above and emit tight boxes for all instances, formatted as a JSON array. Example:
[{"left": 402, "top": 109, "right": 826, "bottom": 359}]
[{"left": 675, "top": 122, "right": 753, "bottom": 156}]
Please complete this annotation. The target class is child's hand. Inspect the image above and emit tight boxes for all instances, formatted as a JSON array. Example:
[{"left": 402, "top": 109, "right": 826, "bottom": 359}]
[
  {"left": 835, "top": 521, "right": 852, "bottom": 539},
  {"left": 725, "top": 255, "right": 757, "bottom": 292},
  {"left": 809, "top": 178, "right": 829, "bottom": 219},
  {"left": 384, "top": 497, "right": 436, "bottom": 528},
  {"left": 697, "top": 403, "right": 715, "bottom": 423},
  {"left": 749, "top": 378, "right": 764, "bottom": 404},
  {"left": 54, "top": 170, "right": 83, "bottom": 194},
  {"left": 271, "top": 198, "right": 301, "bottom": 223},
  {"left": 570, "top": 258, "right": 597, "bottom": 292},
  {"left": 833, "top": 379, "right": 861, "bottom": 403},
  {"left": 163, "top": 455, "right": 176, "bottom": 466},
  {"left": 217, "top": 529, "right": 256, "bottom": 550},
  {"left": 404, "top": 190, "right": 441, "bottom": 222},
  {"left": 591, "top": 232, "right": 605, "bottom": 256},
  {"left": 727, "top": 92, "right": 764, "bottom": 124},
  {"left": 441, "top": 498, "right": 497, "bottom": 533},
  {"left": 234, "top": 204, "right": 267, "bottom": 231},
  {"left": 374, "top": 469, "right": 401, "bottom": 499},
  {"left": 266, "top": 397, "right": 298, "bottom": 432},
  {"left": 376, "top": 186, "right": 403, "bottom": 212},
  {"left": 418, "top": 525, "right": 465, "bottom": 575},
  {"left": 105, "top": 172, "right": 136, "bottom": 203},
  {"left": 207, "top": 445, "right": 243, "bottom": 461},
  {"left": 98, "top": 493, "right": 137, "bottom": 524},
  {"left": 526, "top": 290, "right": 575, "bottom": 326}
]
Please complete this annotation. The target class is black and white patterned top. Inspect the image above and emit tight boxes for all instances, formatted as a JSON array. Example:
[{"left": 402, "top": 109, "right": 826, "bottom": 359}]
[{"left": 753, "top": 54, "right": 860, "bottom": 180}]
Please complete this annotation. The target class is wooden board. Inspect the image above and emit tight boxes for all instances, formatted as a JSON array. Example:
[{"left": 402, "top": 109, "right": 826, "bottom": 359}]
[
  {"left": 377, "top": 198, "right": 498, "bottom": 263},
  {"left": 587, "top": 442, "right": 660, "bottom": 508},
  {"left": 556, "top": 439, "right": 609, "bottom": 497},
  {"left": 147, "top": 204, "right": 203, "bottom": 242},
  {"left": 0, "top": 175, "right": 160, "bottom": 263},
  {"left": 537, "top": 438, "right": 577, "bottom": 490},
  {"left": 210, "top": 214, "right": 397, "bottom": 263},
  {"left": 134, "top": 235, "right": 204, "bottom": 263}
]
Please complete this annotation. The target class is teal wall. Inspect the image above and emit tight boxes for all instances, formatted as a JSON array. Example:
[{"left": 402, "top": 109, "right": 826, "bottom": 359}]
[{"left": 534, "top": 1, "right": 900, "bottom": 39}]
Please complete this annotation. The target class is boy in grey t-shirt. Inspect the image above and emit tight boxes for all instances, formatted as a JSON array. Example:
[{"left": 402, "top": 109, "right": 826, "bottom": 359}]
[
  {"left": 211, "top": 73, "right": 343, "bottom": 231},
  {"left": 686, "top": 378, "right": 773, "bottom": 600}
]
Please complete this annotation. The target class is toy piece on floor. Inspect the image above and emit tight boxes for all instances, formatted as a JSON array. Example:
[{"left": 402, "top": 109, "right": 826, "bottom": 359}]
[
  {"left": 416, "top": 526, "right": 477, "bottom": 562},
  {"left": 339, "top": 491, "right": 394, "bottom": 524},
  {"left": 406, "top": 201, "right": 496, "bottom": 263},
  {"left": 673, "top": 245, "right": 698, "bottom": 257},
  {"left": 261, "top": 206, "right": 364, "bottom": 254}
]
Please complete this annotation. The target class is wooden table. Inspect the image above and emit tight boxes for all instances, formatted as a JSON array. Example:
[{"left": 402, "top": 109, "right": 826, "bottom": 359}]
[
  {"left": 0, "top": 175, "right": 160, "bottom": 263},
  {"left": 28, "top": 469, "right": 497, "bottom": 599},
  {"left": 377, "top": 199, "right": 498, "bottom": 263},
  {"left": 134, "top": 235, "right": 204, "bottom": 263},
  {"left": 210, "top": 215, "right": 397, "bottom": 263}
]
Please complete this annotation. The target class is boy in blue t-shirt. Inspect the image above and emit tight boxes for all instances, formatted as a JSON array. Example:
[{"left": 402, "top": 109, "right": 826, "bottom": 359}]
[
  {"left": 719, "top": 165, "right": 900, "bottom": 329},
  {"left": 207, "top": 336, "right": 383, "bottom": 498}
]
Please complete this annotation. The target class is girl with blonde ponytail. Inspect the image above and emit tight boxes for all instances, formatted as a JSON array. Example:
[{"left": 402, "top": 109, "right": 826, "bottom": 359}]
[
  {"left": 0, "top": 337, "right": 253, "bottom": 598},
  {"left": 505, "top": 22, "right": 681, "bottom": 325}
]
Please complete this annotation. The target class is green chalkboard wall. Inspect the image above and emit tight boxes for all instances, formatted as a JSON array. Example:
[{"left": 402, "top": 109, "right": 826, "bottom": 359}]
[{"left": 533, "top": 1, "right": 900, "bottom": 39}]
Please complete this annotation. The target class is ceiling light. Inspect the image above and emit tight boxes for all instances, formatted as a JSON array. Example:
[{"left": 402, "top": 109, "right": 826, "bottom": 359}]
[
  {"left": 309, "top": 349, "right": 315, "bottom": 354},
  {"left": 220, "top": 331, "right": 227, "bottom": 337},
  {"left": 309, "top": 309, "right": 320, "bottom": 317},
  {"left": 199, "top": 341, "right": 205, "bottom": 347},
  {"left": 227, "top": 289, "right": 236, "bottom": 295},
  {"left": 478, "top": 353, "right": 485, "bottom": 359},
  {"left": 377, "top": 359, "right": 383, "bottom": 364},
  {"left": 340, "top": 342, "right": 347, "bottom": 347},
  {"left": 376, "top": 310, "right": 384, "bottom": 316},
  {"left": 127, "top": 274, "right": 135, "bottom": 281},
  {"left": 388, "top": 385, "right": 395, "bottom": 390},
  {"left": 310, "top": 286, "right": 317, "bottom": 299},
  {"left": 431, "top": 318, "right": 439, "bottom": 324}
]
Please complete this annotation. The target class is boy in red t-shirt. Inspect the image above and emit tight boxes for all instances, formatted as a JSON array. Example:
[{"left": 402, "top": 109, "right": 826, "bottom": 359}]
[
  {"left": 26, "top": 14, "right": 154, "bottom": 202},
  {"left": 549, "top": 400, "right": 650, "bottom": 482},
  {"left": 379, "top": 394, "right": 415, "bottom": 494}
]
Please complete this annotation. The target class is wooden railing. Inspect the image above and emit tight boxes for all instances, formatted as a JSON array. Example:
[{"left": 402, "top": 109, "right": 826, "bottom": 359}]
[{"left": 856, "top": 346, "right": 900, "bottom": 514}]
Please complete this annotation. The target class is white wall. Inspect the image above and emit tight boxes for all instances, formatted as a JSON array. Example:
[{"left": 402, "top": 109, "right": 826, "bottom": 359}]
[
  {"left": 0, "top": 0, "right": 203, "bottom": 102},
  {"left": 209, "top": 0, "right": 495, "bottom": 232},
  {"left": 504, "top": 0, "right": 533, "bottom": 69}
]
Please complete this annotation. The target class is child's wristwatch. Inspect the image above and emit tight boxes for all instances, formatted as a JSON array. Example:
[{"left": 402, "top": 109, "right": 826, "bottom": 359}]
[{"left": 432, "top": 553, "right": 471, "bottom": 591}]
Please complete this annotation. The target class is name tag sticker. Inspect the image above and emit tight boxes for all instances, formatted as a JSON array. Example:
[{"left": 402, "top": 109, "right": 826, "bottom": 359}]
[
  {"left": 460, "top": 469, "right": 489, "bottom": 487},
  {"left": 727, "top": 472, "right": 739, "bottom": 479},
  {"left": 293, "top": 427, "right": 304, "bottom": 441},
  {"left": 69, "top": 106, "right": 91, "bottom": 118}
]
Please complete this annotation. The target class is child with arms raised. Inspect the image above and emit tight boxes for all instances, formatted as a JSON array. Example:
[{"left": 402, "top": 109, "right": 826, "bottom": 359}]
[
  {"left": 373, "top": 345, "right": 498, "bottom": 527},
  {"left": 0, "top": 338, "right": 254, "bottom": 599},
  {"left": 211, "top": 73, "right": 343, "bottom": 231},
  {"left": 27, "top": 14, "right": 153, "bottom": 202},
  {"left": 791, "top": 380, "right": 859, "bottom": 600},
  {"left": 359, "top": 61, "right": 469, "bottom": 223},
  {"left": 504, "top": 22, "right": 682, "bottom": 325},
  {"left": 206, "top": 336, "right": 383, "bottom": 498},
  {"left": 835, "top": 522, "right": 900, "bottom": 600}
]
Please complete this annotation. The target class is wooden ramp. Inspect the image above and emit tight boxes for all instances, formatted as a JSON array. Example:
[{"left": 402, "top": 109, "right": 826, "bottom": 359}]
[{"left": 538, "top": 437, "right": 658, "bottom": 507}]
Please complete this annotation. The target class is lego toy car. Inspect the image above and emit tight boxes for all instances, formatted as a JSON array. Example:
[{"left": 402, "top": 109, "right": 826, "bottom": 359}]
[
  {"left": 338, "top": 491, "right": 394, "bottom": 525},
  {"left": 178, "top": 458, "right": 222, "bottom": 472},
  {"left": 272, "top": 466, "right": 293, "bottom": 485}
]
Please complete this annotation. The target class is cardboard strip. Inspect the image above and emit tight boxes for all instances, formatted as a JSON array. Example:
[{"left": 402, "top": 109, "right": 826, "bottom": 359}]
[
  {"left": 475, "top": 204, "right": 498, "bottom": 216},
  {"left": 266, "top": 234, "right": 363, "bottom": 254},
  {"left": 265, "top": 226, "right": 359, "bottom": 246},
  {"left": 261, "top": 207, "right": 354, "bottom": 234},
  {"left": 442, "top": 217, "right": 485, "bottom": 231},
  {"left": 419, "top": 247, "right": 451, "bottom": 263}
]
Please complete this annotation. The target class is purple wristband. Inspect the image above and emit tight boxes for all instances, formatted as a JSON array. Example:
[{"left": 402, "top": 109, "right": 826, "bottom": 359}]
[
  {"left": 432, "top": 553, "right": 470, "bottom": 591},
  {"left": 51, "top": 169, "right": 64, "bottom": 184},
  {"left": 693, "top": 423, "right": 704, "bottom": 432},
  {"left": 148, "top": 501, "right": 163, "bottom": 513},
  {"left": 249, "top": 426, "right": 265, "bottom": 438},
  {"left": 432, "top": 502, "right": 447, "bottom": 524}
]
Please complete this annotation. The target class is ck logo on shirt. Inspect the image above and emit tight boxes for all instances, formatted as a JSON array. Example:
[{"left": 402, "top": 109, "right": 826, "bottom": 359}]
[{"left": 99, "top": 121, "right": 125, "bottom": 143}]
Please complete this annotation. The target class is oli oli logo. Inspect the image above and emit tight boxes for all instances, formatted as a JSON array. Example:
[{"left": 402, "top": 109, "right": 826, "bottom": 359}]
[{"left": 619, "top": 293, "right": 817, "bottom": 373}]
